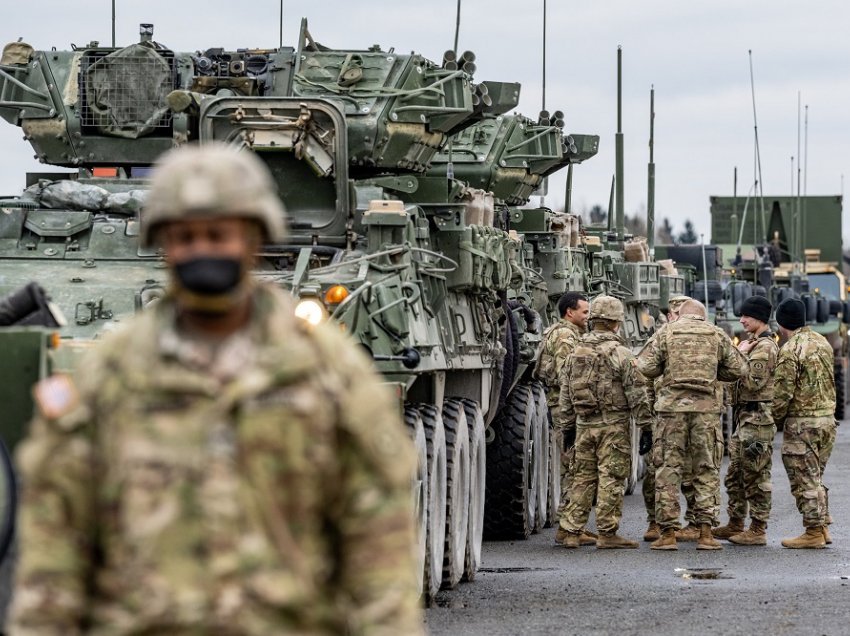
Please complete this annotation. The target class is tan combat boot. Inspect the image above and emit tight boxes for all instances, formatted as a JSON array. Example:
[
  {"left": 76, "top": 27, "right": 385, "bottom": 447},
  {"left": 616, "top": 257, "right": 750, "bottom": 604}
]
[
  {"left": 712, "top": 517, "right": 745, "bottom": 540},
  {"left": 596, "top": 533, "right": 639, "bottom": 549},
  {"left": 650, "top": 528, "right": 678, "bottom": 551},
  {"left": 728, "top": 519, "right": 767, "bottom": 546},
  {"left": 782, "top": 527, "right": 826, "bottom": 549},
  {"left": 675, "top": 523, "right": 700, "bottom": 542},
  {"left": 643, "top": 522, "right": 661, "bottom": 542},
  {"left": 823, "top": 526, "right": 833, "bottom": 545},
  {"left": 580, "top": 530, "right": 598, "bottom": 546},
  {"left": 696, "top": 523, "right": 723, "bottom": 550}
]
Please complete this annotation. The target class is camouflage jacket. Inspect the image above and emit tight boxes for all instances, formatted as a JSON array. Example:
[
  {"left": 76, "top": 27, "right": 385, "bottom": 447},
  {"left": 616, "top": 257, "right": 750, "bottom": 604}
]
[
  {"left": 558, "top": 330, "right": 653, "bottom": 430},
  {"left": 635, "top": 314, "right": 747, "bottom": 413},
  {"left": 10, "top": 284, "right": 422, "bottom": 636},
  {"left": 772, "top": 326, "right": 836, "bottom": 424},
  {"left": 534, "top": 319, "right": 583, "bottom": 406},
  {"left": 733, "top": 331, "right": 778, "bottom": 427}
]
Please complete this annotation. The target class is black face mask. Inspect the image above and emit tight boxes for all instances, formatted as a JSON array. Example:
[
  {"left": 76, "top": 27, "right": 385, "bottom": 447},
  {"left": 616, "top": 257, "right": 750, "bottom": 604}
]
[{"left": 174, "top": 257, "right": 243, "bottom": 295}]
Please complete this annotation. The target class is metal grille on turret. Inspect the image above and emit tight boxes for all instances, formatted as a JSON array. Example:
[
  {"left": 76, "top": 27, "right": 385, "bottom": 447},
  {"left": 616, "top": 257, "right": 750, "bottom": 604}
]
[{"left": 79, "top": 44, "right": 176, "bottom": 139}]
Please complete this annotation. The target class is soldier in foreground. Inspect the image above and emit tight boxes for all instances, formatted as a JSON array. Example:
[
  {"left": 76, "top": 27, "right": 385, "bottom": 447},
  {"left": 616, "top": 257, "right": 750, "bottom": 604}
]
[
  {"left": 9, "top": 144, "right": 423, "bottom": 635},
  {"left": 555, "top": 296, "right": 652, "bottom": 549},
  {"left": 641, "top": 295, "right": 700, "bottom": 542},
  {"left": 636, "top": 299, "right": 746, "bottom": 551},
  {"left": 714, "top": 296, "right": 778, "bottom": 546},
  {"left": 772, "top": 298, "right": 837, "bottom": 549},
  {"left": 534, "top": 291, "right": 591, "bottom": 537}
]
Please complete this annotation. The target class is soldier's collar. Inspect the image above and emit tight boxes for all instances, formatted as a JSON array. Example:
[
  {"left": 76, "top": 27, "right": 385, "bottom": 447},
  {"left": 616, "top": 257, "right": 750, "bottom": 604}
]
[{"left": 680, "top": 313, "right": 705, "bottom": 321}]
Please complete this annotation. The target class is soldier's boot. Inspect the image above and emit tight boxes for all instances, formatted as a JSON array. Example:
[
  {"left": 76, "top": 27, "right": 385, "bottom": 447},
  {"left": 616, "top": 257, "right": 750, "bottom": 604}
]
[
  {"left": 596, "top": 532, "right": 639, "bottom": 549},
  {"left": 728, "top": 519, "right": 767, "bottom": 546},
  {"left": 696, "top": 524, "right": 723, "bottom": 551},
  {"left": 650, "top": 529, "right": 678, "bottom": 551},
  {"left": 711, "top": 517, "right": 745, "bottom": 540},
  {"left": 781, "top": 526, "right": 826, "bottom": 549},
  {"left": 580, "top": 530, "right": 598, "bottom": 546},
  {"left": 558, "top": 530, "right": 581, "bottom": 549},
  {"left": 823, "top": 526, "right": 833, "bottom": 545},
  {"left": 643, "top": 522, "right": 661, "bottom": 542},
  {"left": 675, "top": 523, "right": 700, "bottom": 542}
]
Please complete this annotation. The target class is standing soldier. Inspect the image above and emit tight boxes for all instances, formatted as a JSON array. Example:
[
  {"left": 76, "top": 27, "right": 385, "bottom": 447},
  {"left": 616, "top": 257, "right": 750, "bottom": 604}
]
[
  {"left": 772, "top": 297, "right": 837, "bottom": 549},
  {"left": 555, "top": 296, "right": 653, "bottom": 549},
  {"left": 641, "top": 295, "right": 700, "bottom": 542},
  {"left": 636, "top": 299, "right": 746, "bottom": 551},
  {"left": 714, "top": 296, "right": 778, "bottom": 545},
  {"left": 9, "top": 143, "right": 424, "bottom": 634},
  {"left": 534, "top": 291, "right": 589, "bottom": 525}
]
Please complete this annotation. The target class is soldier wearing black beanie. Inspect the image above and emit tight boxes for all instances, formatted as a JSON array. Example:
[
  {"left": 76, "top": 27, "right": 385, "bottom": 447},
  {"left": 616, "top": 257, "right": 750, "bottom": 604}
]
[
  {"left": 740, "top": 296, "right": 772, "bottom": 324},
  {"left": 775, "top": 297, "right": 806, "bottom": 331}
]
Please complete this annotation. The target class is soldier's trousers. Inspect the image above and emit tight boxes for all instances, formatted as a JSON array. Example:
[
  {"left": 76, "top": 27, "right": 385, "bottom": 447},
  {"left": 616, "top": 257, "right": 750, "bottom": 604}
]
[
  {"left": 559, "top": 423, "right": 630, "bottom": 534},
  {"left": 655, "top": 412, "right": 723, "bottom": 531},
  {"left": 551, "top": 405, "right": 576, "bottom": 515},
  {"left": 642, "top": 443, "right": 695, "bottom": 524},
  {"left": 781, "top": 416, "right": 836, "bottom": 528},
  {"left": 725, "top": 414, "right": 775, "bottom": 522}
]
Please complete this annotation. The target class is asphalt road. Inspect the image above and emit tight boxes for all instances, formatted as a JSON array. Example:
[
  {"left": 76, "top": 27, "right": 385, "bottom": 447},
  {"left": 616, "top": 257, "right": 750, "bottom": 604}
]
[{"left": 426, "top": 422, "right": 850, "bottom": 636}]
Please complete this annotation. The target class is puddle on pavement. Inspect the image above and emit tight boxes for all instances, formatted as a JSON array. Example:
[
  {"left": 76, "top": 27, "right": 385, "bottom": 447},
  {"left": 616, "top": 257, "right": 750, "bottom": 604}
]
[
  {"left": 478, "top": 566, "right": 557, "bottom": 574},
  {"left": 674, "top": 567, "right": 733, "bottom": 580}
]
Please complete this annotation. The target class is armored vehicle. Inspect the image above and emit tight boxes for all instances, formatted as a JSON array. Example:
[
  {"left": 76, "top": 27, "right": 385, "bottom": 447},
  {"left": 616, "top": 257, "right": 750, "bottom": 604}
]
[{"left": 0, "top": 21, "right": 602, "bottom": 600}]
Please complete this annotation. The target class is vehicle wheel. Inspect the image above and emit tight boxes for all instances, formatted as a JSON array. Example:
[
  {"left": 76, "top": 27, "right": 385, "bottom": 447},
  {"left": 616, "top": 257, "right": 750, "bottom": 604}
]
[
  {"left": 404, "top": 406, "right": 428, "bottom": 598},
  {"left": 546, "top": 424, "right": 561, "bottom": 527},
  {"left": 419, "top": 404, "right": 447, "bottom": 602},
  {"left": 835, "top": 359, "right": 846, "bottom": 421},
  {"left": 625, "top": 417, "right": 643, "bottom": 495},
  {"left": 460, "top": 399, "right": 485, "bottom": 582},
  {"left": 530, "top": 383, "right": 549, "bottom": 532},
  {"left": 441, "top": 399, "right": 470, "bottom": 589},
  {"left": 484, "top": 384, "right": 536, "bottom": 539}
]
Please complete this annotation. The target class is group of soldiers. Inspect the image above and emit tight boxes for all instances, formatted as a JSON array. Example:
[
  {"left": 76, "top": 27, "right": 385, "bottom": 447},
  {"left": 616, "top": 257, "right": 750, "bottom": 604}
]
[{"left": 537, "top": 288, "right": 837, "bottom": 551}]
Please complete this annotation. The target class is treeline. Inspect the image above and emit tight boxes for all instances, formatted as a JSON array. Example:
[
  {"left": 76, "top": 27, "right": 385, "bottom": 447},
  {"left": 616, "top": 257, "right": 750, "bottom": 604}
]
[{"left": 580, "top": 204, "right": 698, "bottom": 245}]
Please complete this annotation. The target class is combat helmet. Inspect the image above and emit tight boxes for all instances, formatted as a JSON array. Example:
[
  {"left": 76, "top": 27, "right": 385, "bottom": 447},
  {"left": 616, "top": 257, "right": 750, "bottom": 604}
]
[
  {"left": 589, "top": 295, "right": 624, "bottom": 322},
  {"left": 141, "top": 142, "right": 286, "bottom": 246}
]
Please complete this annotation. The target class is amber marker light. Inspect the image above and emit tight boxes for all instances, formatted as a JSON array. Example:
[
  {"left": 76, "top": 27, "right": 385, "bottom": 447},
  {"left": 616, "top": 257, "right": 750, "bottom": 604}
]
[{"left": 324, "top": 284, "right": 350, "bottom": 305}]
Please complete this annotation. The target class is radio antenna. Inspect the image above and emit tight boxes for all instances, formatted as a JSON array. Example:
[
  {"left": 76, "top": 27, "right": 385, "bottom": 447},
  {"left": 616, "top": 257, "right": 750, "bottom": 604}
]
[
  {"left": 453, "top": 0, "right": 462, "bottom": 53},
  {"left": 279, "top": 1, "right": 284, "bottom": 48},
  {"left": 748, "top": 50, "right": 766, "bottom": 243},
  {"left": 542, "top": 0, "right": 547, "bottom": 111},
  {"left": 111, "top": 0, "right": 116, "bottom": 47}
]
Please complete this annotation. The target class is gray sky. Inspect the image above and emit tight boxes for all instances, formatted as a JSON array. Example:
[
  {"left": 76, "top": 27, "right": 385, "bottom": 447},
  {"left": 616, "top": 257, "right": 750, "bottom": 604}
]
[{"left": 2, "top": 0, "right": 848, "bottom": 242}]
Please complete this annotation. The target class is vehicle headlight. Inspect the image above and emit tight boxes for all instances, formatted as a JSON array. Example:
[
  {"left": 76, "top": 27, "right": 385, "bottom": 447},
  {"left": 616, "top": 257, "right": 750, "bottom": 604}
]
[{"left": 295, "top": 298, "right": 326, "bottom": 326}]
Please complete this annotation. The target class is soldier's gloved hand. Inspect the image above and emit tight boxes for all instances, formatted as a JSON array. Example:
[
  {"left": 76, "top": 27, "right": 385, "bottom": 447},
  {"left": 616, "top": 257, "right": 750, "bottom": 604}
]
[
  {"left": 639, "top": 429, "right": 653, "bottom": 456},
  {"left": 563, "top": 427, "right": 576, "bottom": 449},
  {"left": 744, "top": 440, "right": 767, "bottom": 460}
]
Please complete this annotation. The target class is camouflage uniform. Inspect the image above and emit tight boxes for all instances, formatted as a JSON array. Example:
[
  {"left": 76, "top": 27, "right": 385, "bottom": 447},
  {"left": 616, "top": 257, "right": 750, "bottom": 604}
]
[
  {"left": 773, "top": 327, "right": 836, "bottom": 529},
  {"left": 635, "top": 314, "right": 747, "bottom": 532},
  {"left": 9, "top": 289, "right": 422, "bottom": 632},
  {"left": 535, "top": 319, "right": 583, "bottom": 510},
  {"left": 725, "top": 332, "right": 778, "bottom": 523},
  {"left": 558, "top": 329, "right": 653, "bottom": 536}
]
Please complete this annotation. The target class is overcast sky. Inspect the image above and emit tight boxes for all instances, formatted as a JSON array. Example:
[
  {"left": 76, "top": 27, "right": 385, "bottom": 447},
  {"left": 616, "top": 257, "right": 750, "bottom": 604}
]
[{"left": 2, "top": 0, "right": 848, "bottom": 242}]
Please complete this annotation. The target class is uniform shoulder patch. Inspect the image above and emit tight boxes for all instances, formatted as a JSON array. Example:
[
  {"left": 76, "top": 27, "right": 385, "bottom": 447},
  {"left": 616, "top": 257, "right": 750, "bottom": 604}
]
[{"left": 32, "top": 374, "right": 80, "bottom": 420}]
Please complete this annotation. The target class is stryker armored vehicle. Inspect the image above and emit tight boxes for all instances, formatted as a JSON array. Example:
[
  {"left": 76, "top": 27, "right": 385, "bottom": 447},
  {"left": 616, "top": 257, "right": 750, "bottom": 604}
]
[{"left": 0, "top": 20, "right": 602, "bottom": 600}]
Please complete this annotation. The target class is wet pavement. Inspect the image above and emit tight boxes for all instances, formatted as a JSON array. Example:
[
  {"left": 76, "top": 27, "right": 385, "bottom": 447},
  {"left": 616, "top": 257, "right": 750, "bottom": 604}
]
[{"left": 426, "top": 423, "right": 850, "bottom": 635}]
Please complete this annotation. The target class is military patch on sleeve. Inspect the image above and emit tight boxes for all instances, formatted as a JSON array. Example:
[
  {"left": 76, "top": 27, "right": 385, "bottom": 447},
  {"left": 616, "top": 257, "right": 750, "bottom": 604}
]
[
  {"left": 32, "top": 374, "right": 80, "bottom": 420},
  {"left": 752, "top": 361, "right": 766, "bottom": 373}
]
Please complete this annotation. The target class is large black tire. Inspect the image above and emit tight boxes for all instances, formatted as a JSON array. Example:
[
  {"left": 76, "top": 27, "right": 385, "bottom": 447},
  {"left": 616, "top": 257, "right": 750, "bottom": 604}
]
[
  {"left": 441, "top": 399, "right": 470, "bottom": 589},
  {"left": 460, "top": 399, "right": 485, "bottom": 582},
  {"left": 0, "top": 439, "right": 15, "bottom": 564},
  {"left": 419, "top": 404, "right": 447, "bottom": 602},
  {"left": 530, "top": 383, "right": 549, "bottom": 533},
  {"left": 835, "top": 359, "right": 846, "bottom": 421},
  {"left": 484, "top": 384, "right": 536, "bottom": 540},
  {"left": 404, "top": 407, "right": 428, "bottom": 598}
]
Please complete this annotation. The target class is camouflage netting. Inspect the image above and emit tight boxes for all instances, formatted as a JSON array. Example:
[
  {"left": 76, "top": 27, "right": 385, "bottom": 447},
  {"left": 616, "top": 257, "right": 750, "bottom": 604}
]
[
  {"left": 21, "top": 180, "right": 147, "bottom": 215},
  {"left": 84, "top": 42, "right": 173, "bottom": 139}
]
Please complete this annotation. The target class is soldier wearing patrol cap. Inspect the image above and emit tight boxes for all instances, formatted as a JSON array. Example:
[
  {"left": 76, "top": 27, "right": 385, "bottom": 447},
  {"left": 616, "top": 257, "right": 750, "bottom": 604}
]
[
  {"left": 556, "top": 295, "right": 653, "bottom": 549},
  {"left": 10, "top": 143, "right": 424, "bottom": 634},
  {"left": 714, "top": 295, "right": 778, "bottom": 546}
]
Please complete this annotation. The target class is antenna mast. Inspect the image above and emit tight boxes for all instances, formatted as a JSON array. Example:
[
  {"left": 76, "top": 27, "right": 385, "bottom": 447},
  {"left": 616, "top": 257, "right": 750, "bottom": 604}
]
[
  {"left": 453, "top": 0, "right": 462, "bottom": 53},
  {"left": 647, "top": 85, "right": 655, "bottom": 256},
  {"left": 279, "top": 1, "right": 284, "bottom": 48},
  {"left": 796, "top": 91, "right": 802, "bottom": 264},
  {"left": 111, "top": 0, "right": 116, "bottom": 47},
  {"left": 748, "top": 50, "right": 766, "bottom": 243},
  {"left": 615, "top": 46, "right": 625, "bottom": 241},
  {"left": 803, "top": 103, "right": 809, "bottom": 270}
]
